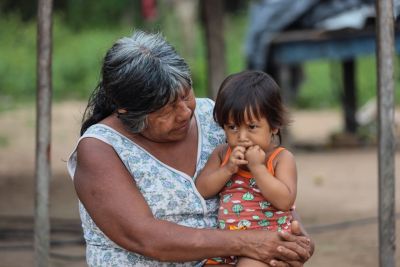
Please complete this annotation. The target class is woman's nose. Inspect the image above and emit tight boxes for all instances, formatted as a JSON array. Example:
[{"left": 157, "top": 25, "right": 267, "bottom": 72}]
[{"left": 176, "top": 101, "right": 192, "bottom": 121}]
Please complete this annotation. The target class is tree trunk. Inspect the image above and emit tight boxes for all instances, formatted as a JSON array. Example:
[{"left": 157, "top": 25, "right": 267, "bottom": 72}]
[
  {"left": 172, "top": 0, "right": 198, "bottom": 58},
  {"left": 201, "top": 0, "right": 226, "bottom": 99}
]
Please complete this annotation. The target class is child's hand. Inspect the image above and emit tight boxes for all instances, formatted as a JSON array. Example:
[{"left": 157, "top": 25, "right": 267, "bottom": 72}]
[
  {"left": 226, "top": 146, "right": 248, "bottom": 174},
  {"left": 245, "top": 145, "right": 266, "bottom": 170}
]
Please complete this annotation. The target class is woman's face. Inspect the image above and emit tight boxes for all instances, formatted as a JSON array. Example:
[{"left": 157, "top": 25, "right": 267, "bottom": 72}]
[{"left": 141, "top": 88, "right": 196, "bottom": 142}]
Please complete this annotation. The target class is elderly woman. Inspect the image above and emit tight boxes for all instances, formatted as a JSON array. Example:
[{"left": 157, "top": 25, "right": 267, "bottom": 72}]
[{"left": 67, "top": 31, "right": 313, "bottom": 266}]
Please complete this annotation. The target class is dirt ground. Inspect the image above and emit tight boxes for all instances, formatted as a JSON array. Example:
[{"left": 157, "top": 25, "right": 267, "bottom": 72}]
[{"left": 0, "top": 101, "right": 399, "bottom": 267}]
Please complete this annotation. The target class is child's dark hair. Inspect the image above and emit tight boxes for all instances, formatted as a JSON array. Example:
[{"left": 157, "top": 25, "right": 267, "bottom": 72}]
[{"left": 213, "top": 70, "right": 289, "bottom": 143}]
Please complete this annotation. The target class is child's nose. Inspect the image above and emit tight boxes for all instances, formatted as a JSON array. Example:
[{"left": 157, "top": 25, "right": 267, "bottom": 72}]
[
  {"left": 238, "top": 129, "right": 251, "bottom": 145},
  {"left": 238, "top": 129, "right": 247, "bottom": 140},
  {"left": 237, "top": 129, "right": 252, "bottom": 147}
]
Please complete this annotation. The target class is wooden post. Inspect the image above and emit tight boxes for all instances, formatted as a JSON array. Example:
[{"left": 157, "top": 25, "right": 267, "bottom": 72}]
[
  {"left": 35, "top": 0, "right": 53, "bottom": 266},
  {"left": 278, "top": 64, "right": 293, "bottom": 149},
  {"left": 342, "top": 59, "right": 357, "bottom": 133},
  {"left": 375, "top": 0, "right": 396, "bottom": 266}
]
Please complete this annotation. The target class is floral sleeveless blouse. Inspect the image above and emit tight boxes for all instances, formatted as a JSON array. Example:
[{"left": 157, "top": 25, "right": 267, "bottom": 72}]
[{"left": 67, "top": 98, "right": 226, "bottom": 267}]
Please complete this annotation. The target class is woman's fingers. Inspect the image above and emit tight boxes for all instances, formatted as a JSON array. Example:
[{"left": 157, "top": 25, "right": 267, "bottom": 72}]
[
  {"left": 276, "top": 233, "right": 310, "bottom": 261},
  {"left": 269, "top": 259, "right": 289, "bottom": 267},
  {"left": 279, "top": 231, "right": 309, "bottom": 246},
  {"left": 288, "top": 220, "right": 314, "bottom": 257},
  {"left": 276, "top": 244, "right": 306, "bottom": 261},
  {"left": 270, "top": 260, "right": 304, "bottom": 267},
  {"left": 291, "top": 220, "right": 302, "bottom": 235}
]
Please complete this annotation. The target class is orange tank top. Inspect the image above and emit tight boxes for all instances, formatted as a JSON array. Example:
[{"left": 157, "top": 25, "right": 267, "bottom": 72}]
[{"left": 217, "top": 146, "right": 292, "bottom": 232}]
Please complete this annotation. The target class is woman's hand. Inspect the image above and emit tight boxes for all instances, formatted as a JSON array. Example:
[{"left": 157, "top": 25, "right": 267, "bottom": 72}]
[
  {"left": 238, "top": 228, "right": 311, "bottom": 266},
  {"left": 269, "top": 220, "right": 314, "bottom": 266}
]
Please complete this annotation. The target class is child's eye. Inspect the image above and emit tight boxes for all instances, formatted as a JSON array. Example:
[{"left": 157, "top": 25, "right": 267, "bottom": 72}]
[
  {"left": 226, "top": 125, "right": 237, "bottom": 131},
  {"left": 249, "top": 124, "right": 258, "bottom": 129}
]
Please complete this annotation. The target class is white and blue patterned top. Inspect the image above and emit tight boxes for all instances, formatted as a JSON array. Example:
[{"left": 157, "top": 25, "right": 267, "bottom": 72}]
[{"left": 67, "top": 98, "right": 226, "bottom": 267}]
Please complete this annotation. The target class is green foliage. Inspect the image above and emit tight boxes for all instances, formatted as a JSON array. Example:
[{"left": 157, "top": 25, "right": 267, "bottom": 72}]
[
  {"left": 0, "top": 0, "right": 37, "bottom": 21},
  {"left": 357, "top": 56, "right": 400, "bottom": 104},
  {"left": 297, "top": 57, "right": 400, "bottom": 109},
  {"left": 52, "top": 19, "right": 129, "bottom": 99},
  {"left": 0, "top": 14, "right": 36, "bottom": 104},
  {"left": 1, "top": 12, "right": 399, "bottom": 111},
  {"left": 0, "top": 135, "right": 9, "bottom": 148},
  {"left": 297, "top": 60, "right": 337, "bottom": 108},
  {"left": 0, "top": 14, "right": 131, "bottom": 106},
  {"left": 188, "top": 26, "right": 207, "bottom": 97},
  {"left": 0, "top": 0, "right": 140, "bottom": 29},
  {"left": 63, "top": 0, "right": 138, "bottom": 30},
  {"left": 225, "top": 13, "right": 248, "bottom": 74}
]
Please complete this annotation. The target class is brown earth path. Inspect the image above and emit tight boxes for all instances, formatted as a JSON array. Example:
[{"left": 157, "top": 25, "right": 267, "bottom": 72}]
[{"left": 0, "top": 101, "right": 399, "bottom": 267}]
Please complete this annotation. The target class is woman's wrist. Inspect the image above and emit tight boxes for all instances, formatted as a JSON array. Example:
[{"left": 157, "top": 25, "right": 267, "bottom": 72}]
[{"left": 224, "top": 229, "right": 250, "bottom": 257}]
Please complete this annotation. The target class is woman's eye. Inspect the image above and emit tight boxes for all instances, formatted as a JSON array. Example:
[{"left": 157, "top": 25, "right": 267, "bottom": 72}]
[
  {"left": 160, "top": 109, "right": 173, "bottom": 118},
  {"left": 181, "top": 91, "right": 192, "bottom": 101}
]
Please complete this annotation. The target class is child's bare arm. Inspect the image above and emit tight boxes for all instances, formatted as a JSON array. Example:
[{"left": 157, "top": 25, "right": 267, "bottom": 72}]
[
  {"left": 246, "top": 147, "right": 297, "bottom": 211},
  {"left": 195, "top": 145, "right": 247, "bottom": 199}
]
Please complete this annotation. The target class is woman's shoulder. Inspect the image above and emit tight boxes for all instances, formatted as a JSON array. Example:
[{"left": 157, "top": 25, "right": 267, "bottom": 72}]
[
  {"left": 67, "top": 123, "right": 120, "bottom": 178},
  {"left": 195, "top": 98, "right": 215, "bottom": 113},
  {"left": 81, "top": 118, "right": 126, "bottom": 141},
  {"left": 82, "top": 122, "right": 111, "bottom": 135},
  {"left": 196, "top": 97, "right": 215, "bottom": 104}
]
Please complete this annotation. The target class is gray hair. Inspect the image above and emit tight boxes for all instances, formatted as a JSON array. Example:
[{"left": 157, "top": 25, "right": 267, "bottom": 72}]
[{"left": 81, "top": 31, "right": 192, "bottom": 135}]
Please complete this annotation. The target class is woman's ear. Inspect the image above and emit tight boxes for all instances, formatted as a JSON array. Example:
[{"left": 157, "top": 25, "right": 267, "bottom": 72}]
[
  {"left": 272, "top": 128, "right": 279, "bottom": 135},
  {"left": 117, "top": 108, "right": 127, "bottom": 114}
]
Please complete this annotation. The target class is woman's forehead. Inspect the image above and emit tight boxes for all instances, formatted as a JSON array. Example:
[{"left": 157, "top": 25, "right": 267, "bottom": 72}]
[
  {"left": 167, "top": 86, "right": 191, "bottom": 101},
  {"left": 151, "top": 86, "right": 193, "bottom": 115}
]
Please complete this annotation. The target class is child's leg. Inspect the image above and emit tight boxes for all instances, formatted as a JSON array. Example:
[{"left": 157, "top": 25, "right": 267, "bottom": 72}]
[
  {"left": 203, "top": 265, "right": 232, "bottom": 267},
  {"left": 236, "top": 257, "right": 269, "bottom": 267}
]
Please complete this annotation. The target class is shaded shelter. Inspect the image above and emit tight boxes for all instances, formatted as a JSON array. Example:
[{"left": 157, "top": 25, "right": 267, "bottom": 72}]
[{"left": 246, "top": 0, "right": 400, "bottom": 134}]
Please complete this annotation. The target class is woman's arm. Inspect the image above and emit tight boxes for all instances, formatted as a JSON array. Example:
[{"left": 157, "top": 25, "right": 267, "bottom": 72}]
[
  {"left": 74, "top": 138, "right": 310, "bottom": 264},
  {"left": 247, "top": 147, "right": 297, "bottom": 211},
  {"left": 195, "top": 145, "right": 247, "bottom": 199}
]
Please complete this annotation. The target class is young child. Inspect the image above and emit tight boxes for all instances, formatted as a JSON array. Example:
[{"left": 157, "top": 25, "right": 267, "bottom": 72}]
[{"left": 196, "top": 70, "right": 297, "bottom": 267}]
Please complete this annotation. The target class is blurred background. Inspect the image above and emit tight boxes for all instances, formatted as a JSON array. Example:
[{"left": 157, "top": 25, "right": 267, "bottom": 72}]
[{"left": 0, "top": 0, "right": 399, "bottom": 266}]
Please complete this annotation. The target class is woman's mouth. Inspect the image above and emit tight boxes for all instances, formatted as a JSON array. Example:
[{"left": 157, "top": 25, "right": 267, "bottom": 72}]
[{"left": 175, "top": 121, "right": 190, "bottom": 131}]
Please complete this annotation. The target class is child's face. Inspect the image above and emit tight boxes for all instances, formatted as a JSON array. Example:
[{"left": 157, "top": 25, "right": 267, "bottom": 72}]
[{"left": 223, "top": 110, "right": 278, "bottom": 152}]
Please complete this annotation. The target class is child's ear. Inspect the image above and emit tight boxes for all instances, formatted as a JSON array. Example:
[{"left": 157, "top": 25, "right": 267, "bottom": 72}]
[{"left": 272, "top": 128, "right": 279, "bottom": 135}]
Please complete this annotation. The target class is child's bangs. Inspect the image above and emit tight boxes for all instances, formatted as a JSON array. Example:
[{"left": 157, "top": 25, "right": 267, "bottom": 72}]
[{"left": 226, "top": 101, "right": 261, "bottom": 126}]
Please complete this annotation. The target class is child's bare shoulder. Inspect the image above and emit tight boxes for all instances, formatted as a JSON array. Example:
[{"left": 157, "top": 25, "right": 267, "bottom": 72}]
[
  {"left": 214, "top": 143, "right": 230, "bottom": 160},
  {"left": 275, "top": 148, "right": 296, "bottom": 164}
]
